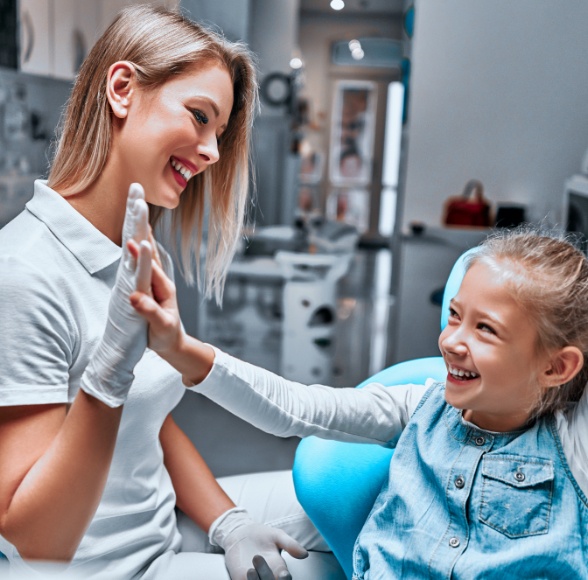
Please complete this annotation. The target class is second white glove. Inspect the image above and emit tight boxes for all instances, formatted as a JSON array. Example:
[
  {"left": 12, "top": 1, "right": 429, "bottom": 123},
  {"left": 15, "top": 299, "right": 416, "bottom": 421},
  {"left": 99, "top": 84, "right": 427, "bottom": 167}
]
[{"left": 209, "top": 507, "right": 308, "bottom": 580}]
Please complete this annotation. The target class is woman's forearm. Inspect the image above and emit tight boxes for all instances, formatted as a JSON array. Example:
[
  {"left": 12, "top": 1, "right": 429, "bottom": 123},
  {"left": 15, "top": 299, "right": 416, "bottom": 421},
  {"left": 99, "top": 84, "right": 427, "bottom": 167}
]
[
  {"left": 0, "top": 390, "right": 122, "bottom": 561},
  {"left": 160, "top": 415, "right": 234, "bottom": 532}
]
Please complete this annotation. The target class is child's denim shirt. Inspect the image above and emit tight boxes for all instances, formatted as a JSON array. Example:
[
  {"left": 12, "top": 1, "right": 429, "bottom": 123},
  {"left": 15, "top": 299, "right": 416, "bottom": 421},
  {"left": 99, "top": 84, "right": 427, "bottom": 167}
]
[{"left": 353, "top": 382, "right": 588, "bottom": 579}]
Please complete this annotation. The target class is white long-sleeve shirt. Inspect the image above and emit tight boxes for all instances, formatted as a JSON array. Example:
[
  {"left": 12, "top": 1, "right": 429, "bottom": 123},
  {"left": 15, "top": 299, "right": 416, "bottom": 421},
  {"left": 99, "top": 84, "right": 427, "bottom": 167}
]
[{"left": 194, "top": 347, "right": 588, "bottom": 497}]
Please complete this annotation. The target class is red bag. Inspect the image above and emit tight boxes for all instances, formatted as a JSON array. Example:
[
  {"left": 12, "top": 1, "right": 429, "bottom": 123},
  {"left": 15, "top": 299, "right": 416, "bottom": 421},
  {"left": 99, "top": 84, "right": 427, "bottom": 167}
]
[{"left": 443, "top": 180, "right": 491, "bottom": 227}]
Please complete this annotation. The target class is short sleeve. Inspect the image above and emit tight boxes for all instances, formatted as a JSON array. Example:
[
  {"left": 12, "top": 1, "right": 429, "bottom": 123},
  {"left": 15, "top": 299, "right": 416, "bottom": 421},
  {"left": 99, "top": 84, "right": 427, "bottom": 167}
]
[{"left": 0, "top": 257, "right": 75, "bottom": 405}]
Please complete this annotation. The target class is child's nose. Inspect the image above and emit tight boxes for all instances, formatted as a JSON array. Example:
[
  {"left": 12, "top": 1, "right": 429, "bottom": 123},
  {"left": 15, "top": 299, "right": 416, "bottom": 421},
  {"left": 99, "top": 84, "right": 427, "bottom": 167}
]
[{"left": 440, "top": 327, "right": 468, "bottom": 356}]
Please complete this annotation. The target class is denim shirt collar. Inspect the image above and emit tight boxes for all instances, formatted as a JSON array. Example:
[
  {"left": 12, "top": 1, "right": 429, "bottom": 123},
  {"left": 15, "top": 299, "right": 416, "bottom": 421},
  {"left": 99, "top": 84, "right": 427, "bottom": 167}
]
[{"left": 443, "top": 397, "right": 528, "bottom": 451}]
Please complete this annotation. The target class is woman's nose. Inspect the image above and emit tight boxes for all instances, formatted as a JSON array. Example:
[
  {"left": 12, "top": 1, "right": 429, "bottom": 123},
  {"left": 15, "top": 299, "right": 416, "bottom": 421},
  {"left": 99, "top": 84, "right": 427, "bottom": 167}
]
[{"left": 197, "top": 134, "right": 220, "bottom": 165}]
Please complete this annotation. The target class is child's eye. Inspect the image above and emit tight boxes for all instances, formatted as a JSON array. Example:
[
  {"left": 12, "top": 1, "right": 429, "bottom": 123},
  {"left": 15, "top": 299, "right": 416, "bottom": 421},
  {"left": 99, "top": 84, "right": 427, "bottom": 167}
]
[
  {"left": 448, "top": 307, "right": 459, "bottom": 319},
  {"left": 478, "top": 323, "right": 496, "bottom": 335},
  {"left": 192, "top": 109, "right": 209, "bottom": 125}
]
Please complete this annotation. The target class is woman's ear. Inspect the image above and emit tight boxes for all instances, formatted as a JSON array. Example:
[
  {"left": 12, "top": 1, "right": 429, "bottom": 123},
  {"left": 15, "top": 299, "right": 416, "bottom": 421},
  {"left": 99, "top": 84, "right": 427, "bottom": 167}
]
[
  {"left": 106, "top": 61, "right": 136, "bottom": 119},
  {"left": 541, "top": 346, "right": 584, "bottom": 388}
]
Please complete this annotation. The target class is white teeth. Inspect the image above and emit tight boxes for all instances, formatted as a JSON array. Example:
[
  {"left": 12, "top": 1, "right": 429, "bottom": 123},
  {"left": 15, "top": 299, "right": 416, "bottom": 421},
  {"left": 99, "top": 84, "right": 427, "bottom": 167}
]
[
  {"left": 171, "top": 158, "right": 193, "bottom": 181},
  {"left": 449, "top": 366, "right": 479, "bottom": 379}
]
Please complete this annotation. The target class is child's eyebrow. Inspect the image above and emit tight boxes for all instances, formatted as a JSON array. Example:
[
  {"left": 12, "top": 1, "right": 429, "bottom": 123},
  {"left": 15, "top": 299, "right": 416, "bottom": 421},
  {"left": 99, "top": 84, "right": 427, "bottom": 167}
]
[{"left": 450, "top": 297, "right": 508, "bottom": 334}]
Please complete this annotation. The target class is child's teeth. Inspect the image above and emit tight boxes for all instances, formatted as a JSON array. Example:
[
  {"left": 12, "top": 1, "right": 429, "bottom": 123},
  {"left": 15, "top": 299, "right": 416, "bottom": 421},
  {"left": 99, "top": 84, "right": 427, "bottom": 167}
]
[{"left": 450, "top": 366, "right": 478, "bottom": 379}]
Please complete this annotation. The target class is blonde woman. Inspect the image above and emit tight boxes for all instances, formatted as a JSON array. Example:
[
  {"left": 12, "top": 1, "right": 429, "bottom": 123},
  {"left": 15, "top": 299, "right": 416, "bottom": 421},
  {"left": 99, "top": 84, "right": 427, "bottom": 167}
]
[{"left": 0, "top": 5, "right": 324, "bottom": 579}]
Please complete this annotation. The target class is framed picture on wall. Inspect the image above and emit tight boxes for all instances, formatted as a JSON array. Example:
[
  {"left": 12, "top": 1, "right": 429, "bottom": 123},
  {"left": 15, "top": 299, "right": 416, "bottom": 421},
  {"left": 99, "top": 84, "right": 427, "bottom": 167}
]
[
  {"left": 299, "top": 151, "right": 324, "bottom": 184},
  {"left": 329, "top": 80, "right": 377, "bottom": 186},
  {"left": 326, "top": 188, "right": 370, "bottom": 233}
]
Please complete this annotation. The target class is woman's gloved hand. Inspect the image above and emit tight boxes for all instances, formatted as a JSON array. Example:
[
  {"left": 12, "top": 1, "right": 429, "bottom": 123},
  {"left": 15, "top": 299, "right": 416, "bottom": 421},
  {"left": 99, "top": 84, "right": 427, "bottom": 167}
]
[
  {"left": 209, "top": 508, "right": 308, "bottom": 580},
  {"left": 80, "top": 183, "right": 152, "bottom": 407}
]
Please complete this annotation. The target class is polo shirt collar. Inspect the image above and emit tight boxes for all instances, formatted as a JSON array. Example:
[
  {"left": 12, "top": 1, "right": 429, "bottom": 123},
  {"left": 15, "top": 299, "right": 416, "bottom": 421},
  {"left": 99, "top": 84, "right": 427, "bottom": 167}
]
[{"left": 26, "top": 180, "right": 122, "bottom": 274}]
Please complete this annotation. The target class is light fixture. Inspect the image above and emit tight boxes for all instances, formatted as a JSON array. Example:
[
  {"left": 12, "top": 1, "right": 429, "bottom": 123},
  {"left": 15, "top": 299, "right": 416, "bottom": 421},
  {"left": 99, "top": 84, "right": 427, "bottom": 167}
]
[
  {"left": 349, "top": 39, "right": 364, "bottom": 60},
  {"left": 330, "top": 0, "right": 345, "bottom": 11},
  {"left": 289, "top": 57, "right": 303, "bottom": 69}
]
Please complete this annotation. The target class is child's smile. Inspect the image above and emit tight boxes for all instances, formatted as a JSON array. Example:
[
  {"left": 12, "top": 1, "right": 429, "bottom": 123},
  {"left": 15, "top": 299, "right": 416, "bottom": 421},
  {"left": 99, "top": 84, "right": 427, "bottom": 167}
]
[
  {"left": 438, "top": 261, "right": 548, "bottom": 432},
  {"left": 447, "top": 364, "right": 479, "bottom": 381}
]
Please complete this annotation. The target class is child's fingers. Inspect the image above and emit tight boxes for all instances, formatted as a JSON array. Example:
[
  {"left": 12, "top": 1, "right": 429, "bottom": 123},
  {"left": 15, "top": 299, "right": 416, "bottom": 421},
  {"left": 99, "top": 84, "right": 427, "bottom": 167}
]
[
  {"left": 148, "top": 227, "right": 163, "bottom": 268},
  {"left": 127, "top": 239, "right": 140, "bottom": 259},
  {"left": 150, "top": 258, "right": 176, "bottom": 303},
  {"left": 129, "top": 291, "right": 162, "bottom": 322}
]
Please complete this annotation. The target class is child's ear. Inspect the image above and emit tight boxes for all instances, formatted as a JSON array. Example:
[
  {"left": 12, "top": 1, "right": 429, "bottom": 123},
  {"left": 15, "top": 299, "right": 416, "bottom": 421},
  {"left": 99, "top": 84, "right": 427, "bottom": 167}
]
[
  {"left": 106, "top": 61, "right": 137, "bottom": 119},
  {"left": 541, "top": 346, "right": 584, "bottom": 388}
]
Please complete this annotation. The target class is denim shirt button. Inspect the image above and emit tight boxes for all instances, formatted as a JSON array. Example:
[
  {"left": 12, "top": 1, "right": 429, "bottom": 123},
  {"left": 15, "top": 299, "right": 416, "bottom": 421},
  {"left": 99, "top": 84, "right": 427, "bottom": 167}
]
[
  {"left": 454, "top": 475, "right": 465, "bottom": 488},
  {"left": 474, "top": 436, "right": 486, "bottom": 446},
  {"left": 515, "top": 470, "right": 525, "bottom": 482},
  {"left": 449, "top": 537, "right": 460, "bottom": 548}
]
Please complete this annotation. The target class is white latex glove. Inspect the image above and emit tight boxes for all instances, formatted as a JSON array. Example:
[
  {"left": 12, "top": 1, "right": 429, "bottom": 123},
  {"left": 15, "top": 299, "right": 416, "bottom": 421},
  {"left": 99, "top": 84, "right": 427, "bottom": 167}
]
[
  {"left": 80, "top": 183, "right": 152, "bottom": 407},
  {"left": 209, "top": 508, "right": 308, "bottom": 580}
]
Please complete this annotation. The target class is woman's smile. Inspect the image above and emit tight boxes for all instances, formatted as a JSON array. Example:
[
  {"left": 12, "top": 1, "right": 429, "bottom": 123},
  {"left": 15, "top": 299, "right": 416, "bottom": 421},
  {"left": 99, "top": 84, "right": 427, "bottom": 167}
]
[
  {"left": 115, "top": 63, "right": 233, "bottom": 209},
  {"left": 170, "top": 156, "right": 198, "bottom": 189}
]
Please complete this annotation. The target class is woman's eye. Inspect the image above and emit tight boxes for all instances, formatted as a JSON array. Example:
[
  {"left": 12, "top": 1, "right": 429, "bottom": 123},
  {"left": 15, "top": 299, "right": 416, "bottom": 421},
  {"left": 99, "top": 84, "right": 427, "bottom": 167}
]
[{"left": 192, "top": 109, "right": 209, "bottom": 125}]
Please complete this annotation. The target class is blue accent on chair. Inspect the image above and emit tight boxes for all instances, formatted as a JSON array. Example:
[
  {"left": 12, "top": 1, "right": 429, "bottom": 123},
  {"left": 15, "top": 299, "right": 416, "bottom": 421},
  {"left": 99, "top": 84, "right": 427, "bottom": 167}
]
[
  {"left": 440, "top": 247, "right": 478, "bottom": 330},
  {"left": 292, "top": 358, "right": 447, "bottom": 578},
  {"left": 292, "top": 248, "right": 477, "bottom": 578}
]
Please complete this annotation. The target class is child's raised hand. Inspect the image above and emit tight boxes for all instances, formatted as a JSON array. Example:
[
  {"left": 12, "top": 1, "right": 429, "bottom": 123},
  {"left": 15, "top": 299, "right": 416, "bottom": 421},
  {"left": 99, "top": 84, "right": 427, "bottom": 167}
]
[{"left": 128, "top": 243, "right": 183, "bottom": 358}]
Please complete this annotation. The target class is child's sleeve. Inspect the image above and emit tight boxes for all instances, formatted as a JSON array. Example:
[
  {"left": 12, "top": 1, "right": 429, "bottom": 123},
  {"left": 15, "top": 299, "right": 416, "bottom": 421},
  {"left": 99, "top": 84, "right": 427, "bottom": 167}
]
[
  {"left": 191, "top": 346, "right": 428, "bottom": 446},
  {"left": 555, "top": 387, "right": 588, "bottom": 495}
]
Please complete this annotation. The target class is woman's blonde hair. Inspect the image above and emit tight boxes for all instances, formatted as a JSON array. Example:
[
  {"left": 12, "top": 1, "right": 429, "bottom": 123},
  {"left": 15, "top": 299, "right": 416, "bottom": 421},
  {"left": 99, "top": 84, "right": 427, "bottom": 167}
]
[
  {"left": 48, "top": 4, "right": 258, "bottom": 302},
  {"left": 467, "top": 227, "right": 588, "bottom": 419}
]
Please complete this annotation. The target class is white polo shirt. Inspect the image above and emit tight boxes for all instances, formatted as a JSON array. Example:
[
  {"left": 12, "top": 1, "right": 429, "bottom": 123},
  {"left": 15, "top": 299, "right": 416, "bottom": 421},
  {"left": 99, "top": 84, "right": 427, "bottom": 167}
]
[{"left": 0, "top": 181, "right": 186, "bottom": 578}]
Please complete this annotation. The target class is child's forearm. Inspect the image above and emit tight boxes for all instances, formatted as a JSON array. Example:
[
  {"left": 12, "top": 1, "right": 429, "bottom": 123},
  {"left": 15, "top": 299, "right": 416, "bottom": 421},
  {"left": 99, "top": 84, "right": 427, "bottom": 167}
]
[{"left": 159, "top": 333, "right": 215, "bottom": 386}]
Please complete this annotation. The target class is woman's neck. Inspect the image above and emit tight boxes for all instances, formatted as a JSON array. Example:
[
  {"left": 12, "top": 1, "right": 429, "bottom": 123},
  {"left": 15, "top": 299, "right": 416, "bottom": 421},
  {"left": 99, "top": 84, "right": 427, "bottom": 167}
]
[{"left": 57, "top": 173, "right": 129, "bottom": 246}]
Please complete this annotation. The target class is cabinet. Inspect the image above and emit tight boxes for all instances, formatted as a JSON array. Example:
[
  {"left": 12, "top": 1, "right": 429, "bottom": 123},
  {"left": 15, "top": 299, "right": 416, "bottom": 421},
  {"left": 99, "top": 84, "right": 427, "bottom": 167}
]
[
  {"left": 17, "top": 0, "right": 179, "bottom": 80},
  {"left": 19, "top": 0, "right": 99, "bottom": 79},
  {"left": 53, "top": 0, "right": 100, "bottom": 80},
  {"left": 18, "top": 0, "right": 51, "bottom": 76}
]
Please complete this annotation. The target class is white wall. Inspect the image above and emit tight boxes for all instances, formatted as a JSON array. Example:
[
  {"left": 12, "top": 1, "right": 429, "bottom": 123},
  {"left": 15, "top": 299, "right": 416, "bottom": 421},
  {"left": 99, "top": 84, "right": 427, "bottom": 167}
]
[{"left": 401, "top": 0, "right": 588, "bottom": 229}]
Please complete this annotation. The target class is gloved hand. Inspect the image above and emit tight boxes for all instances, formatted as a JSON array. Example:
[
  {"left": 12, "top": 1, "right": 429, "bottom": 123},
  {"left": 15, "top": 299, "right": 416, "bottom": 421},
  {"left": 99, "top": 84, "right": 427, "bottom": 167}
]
[
  {"left": 80, "top": 183, "right": 152, "bottom": 407},
  {"left": 209, "top": 508, "right": 308, "bottom": 580}
]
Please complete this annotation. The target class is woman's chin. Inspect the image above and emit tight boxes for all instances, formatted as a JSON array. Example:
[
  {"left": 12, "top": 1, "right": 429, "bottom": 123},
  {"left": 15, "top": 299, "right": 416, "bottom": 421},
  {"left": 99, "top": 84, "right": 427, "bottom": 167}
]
[{"left": 147, "top": 192, "right": 182, "bottom": 210}]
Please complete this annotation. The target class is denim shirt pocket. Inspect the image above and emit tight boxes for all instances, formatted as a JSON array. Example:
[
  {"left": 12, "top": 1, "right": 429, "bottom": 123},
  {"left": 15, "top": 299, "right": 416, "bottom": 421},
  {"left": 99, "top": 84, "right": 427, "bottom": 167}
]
[{"left": 479, "top": 454, "right": 554, "bottom": 538}]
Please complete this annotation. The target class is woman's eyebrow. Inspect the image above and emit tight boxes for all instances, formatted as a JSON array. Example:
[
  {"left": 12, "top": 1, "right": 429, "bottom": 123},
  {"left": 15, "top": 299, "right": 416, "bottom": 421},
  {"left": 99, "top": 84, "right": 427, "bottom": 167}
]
[{"left": 199, "top": 96, "right": 219, "bottom": 118}]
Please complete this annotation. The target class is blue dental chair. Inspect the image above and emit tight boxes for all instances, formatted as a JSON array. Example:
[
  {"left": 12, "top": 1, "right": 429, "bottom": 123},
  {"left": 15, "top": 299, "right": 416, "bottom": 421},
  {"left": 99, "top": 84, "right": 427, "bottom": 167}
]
[{"left": 292, "top": 249, "right": 475, "bottom": 578}]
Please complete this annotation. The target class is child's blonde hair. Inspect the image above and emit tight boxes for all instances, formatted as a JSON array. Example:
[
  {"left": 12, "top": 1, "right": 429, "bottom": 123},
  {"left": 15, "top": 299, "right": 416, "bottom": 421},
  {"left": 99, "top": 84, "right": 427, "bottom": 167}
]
[
  {"left": 468, "top": 228, "right": 588, "bottom": 419},
  {"left": 48, "top": 4, "right": 258, "bottom": 303}
]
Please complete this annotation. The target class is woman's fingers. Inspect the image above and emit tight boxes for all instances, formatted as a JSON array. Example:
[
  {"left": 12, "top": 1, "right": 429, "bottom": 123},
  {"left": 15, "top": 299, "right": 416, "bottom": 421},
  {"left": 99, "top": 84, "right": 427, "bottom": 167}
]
[{"left": 135, "top": 240, "right": 153, "bottom": 295}]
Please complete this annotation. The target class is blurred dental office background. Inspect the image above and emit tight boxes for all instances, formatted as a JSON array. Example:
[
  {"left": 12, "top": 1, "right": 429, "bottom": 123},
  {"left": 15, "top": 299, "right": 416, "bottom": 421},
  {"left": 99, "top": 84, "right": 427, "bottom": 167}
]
[{"left": 2, "top": 0, "right": 588, "bottom": 476}]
